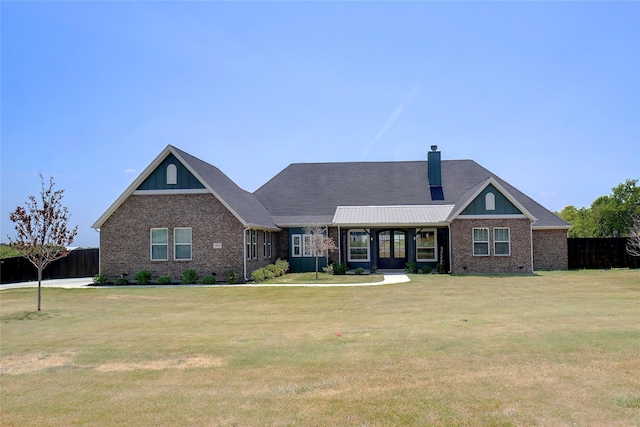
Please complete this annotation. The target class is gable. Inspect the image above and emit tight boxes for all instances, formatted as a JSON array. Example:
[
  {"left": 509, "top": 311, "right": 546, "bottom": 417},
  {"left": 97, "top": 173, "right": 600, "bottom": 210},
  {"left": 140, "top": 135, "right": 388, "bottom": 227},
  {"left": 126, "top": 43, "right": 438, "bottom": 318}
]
[
  {"left": 460, "top": 184, "right": 522, "bottom": 215},
  {"left": 137, "top": 153, "right": 205, "bottom": 190}
]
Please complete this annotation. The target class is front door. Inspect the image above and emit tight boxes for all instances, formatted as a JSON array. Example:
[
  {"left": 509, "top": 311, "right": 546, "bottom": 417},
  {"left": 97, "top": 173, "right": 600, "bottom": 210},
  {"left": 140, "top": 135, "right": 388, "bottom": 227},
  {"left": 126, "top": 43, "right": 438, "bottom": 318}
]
[{"left": 377, "top": 230, "right": 407, "bottom": 269}]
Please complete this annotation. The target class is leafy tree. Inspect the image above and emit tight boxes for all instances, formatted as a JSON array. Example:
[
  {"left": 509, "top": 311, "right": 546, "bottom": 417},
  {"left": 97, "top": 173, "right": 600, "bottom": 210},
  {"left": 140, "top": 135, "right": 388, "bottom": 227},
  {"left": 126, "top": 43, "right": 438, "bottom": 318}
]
[
  {"left": 558, "top": 179, "right": 639, "bottom": 238},
  {"left": 7, "top": 174, "right": 78, "bottom": 311},
  {"left": 302, "top": 225, "right": 338, "bottom": 280}
]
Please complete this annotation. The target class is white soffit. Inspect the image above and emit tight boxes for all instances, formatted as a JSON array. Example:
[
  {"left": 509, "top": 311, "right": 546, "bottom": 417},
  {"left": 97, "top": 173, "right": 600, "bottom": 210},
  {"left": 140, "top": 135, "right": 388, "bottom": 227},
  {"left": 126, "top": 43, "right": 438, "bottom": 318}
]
[{"left": 333, "top": 205, "right": 455, "bottom": 226}]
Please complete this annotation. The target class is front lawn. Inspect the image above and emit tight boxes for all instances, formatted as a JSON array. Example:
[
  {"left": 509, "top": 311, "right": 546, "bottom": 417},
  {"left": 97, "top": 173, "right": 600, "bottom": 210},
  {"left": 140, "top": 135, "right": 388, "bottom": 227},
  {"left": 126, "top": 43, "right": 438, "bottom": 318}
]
[{"left": 1, "top": 270, "right": 638, "bottom": 426}]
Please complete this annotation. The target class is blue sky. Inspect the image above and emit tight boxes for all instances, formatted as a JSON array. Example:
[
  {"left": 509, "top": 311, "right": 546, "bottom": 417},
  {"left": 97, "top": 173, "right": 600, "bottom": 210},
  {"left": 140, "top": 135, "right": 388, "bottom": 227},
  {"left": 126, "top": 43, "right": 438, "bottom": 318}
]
[{"left": 2, "top": 1, "right": 639, "bottom": 248}]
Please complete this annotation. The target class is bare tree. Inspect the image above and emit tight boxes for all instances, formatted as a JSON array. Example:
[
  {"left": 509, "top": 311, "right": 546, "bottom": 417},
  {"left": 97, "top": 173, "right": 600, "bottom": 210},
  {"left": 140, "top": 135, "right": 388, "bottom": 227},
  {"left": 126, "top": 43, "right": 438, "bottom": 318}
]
[
  {"left": 626, "top": 209, "right": 640, "bottom": 257},
  {"left": 8, "top": 174, "right": 78, "bottom": 311},
  {"left": 303, "top": 225, "right": 338, "bottom": 280}
]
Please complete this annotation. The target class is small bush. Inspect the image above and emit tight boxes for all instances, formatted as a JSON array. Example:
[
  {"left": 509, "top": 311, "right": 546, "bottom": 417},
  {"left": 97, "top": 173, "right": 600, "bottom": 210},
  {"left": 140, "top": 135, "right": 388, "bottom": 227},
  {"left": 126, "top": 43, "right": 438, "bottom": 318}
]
[
  {"left": 265, "top": 264, "right": 283, "bottom": 277},
  {"left": 323, "top": 264, "right": 334, "bottom": 274},
  {"left": 251, "top": 268, "right": 274, "bottom": 283},
  {"left": 114, "top": 278, "right": 129, "bottom": 285},
  {"left": 405, "top": 261, "right": 418, "bottom": 274},
  {"left": 93, "top": 274, "right": 108, "bottom": 285},
  {"left": 202, "top": 275, "right": 217, "bottom": 284},
  {"left": 436, "top": 263, "right": 446, "bottom": 274},
  {"left": 333, "top": 263, "right": 348, "bottom": 275},
  {"left": 158, "top": 275, "right": 172, "bottom": 285},
  {"left": 421, "top": 265, "right": 432, "bottom": 274},
  {"left": 251, "top": 268, "right": 266, "bottom": 283},
  {"left": 225, "top": 270, "right": 237, "bottom": 284},
  {"left": 275, "top": 258, "right": 290, "bottom": 275},
  {"left": 134, "top": 270, "right": 152, "bottom": 285},
  {"left": 354, "top": 267, "right": 365, "bottom": 275},
  {"left": 181, "top": 269, "right": 199, "bottom": 285}
]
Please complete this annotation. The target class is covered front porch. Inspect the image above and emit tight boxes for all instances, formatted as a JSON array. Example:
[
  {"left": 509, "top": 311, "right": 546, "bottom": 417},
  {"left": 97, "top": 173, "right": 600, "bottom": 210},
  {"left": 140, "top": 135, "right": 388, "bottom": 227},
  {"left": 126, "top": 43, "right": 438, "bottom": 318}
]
[{"left": 333, "top": 205, "right": 455, "bottom": 274}]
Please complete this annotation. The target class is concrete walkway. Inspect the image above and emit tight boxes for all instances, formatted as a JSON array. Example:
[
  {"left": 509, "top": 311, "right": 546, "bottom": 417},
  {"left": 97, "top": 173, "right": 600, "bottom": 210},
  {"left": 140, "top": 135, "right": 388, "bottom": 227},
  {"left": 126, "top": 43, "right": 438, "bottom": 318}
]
[{"left": 0, "top": 272, "right": 410, "bottom": 290}]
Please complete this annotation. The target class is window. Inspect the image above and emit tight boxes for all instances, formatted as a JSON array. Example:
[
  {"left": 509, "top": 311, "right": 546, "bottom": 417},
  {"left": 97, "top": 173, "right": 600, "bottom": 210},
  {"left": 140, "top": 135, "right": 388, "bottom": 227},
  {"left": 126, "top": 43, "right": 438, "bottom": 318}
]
[
  {"left": 416, "top": 230, "right": 436, "bottom": 261},
  {"left": 485, "top": 192, "right": 495, "bottom": 211},
  {"left": 494, "top": 228, "right": 511, "bottom": 256},
  {"left": 246, "top": 230, "right": 251, "bottom": 259},
  {"left": 348, "top": 229, "right": 370, "bottom": 261},
  {"left": 151, "top": 228, "right": 168, "bottom": 261},
  {"left": 174, "top": 228, "right": 192, "bottom": 260},
  {"left": 166, "top": 164, "right": 177, "bottom": 185},
  {"left": 263, "top": 231, "right": 272, "bottom": 258},
  {"left": 292, "top": 234, "right": 302, "bottom": 257},
  {"left": 303, "top": 234, "right": 314, "bottom": 257},
  {"left": 473, "top": 228, "right": 489, "bottom": 256},
  {"left": 245, "top": 230, "right": 257, "bottom": 259}
]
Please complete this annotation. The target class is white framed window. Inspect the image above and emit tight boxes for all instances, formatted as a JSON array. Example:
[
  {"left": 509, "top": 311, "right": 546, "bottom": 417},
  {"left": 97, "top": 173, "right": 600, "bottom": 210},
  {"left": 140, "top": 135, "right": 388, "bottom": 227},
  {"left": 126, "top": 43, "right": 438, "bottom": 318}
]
[
  {"left": 174, "top": 227, "right": 192, "bottom": 260},
  {"left": 263, "top": 231, "right": 272, "bottom": 258},
  {"left": 150, "top": 228, "right": 168, "bottom": 261},
  {"left": 473, "top": 228, "right": 489, "bottom": 256},
  {"left": 494, "top": 227, "right": 511, "bottom": 256},
  {"left": 485, "top": 192, "right": 495, "bottom": 211},
  {"left": 292, "top": 234, "right": 302, "bottom": 257},
  {"left": 166, "top": 164, "right": 178, "bottom": 185},
  {"left": 348, "top": 229, "right": 370, "bottom": 262},
  {"left": 303, "top": 234, "right": 314, "bottom": 257},
  {"left": 416, "top": 230, "right": 437, "bottom": 261},
  {"left": 246, "top": 230, "right": 251, "bottom": 259}
]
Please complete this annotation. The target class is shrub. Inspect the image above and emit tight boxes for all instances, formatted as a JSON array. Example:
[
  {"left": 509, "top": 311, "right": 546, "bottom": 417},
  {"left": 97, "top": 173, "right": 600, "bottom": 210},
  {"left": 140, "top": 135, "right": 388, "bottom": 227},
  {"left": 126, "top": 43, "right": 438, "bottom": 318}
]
[
  {"left": 114, "top": 278, "right": 129, "bottom": 285},
  {"left": 134, "top": 270, "right": 152, "bottom": 285},
  {"left": 225, "top": 270, "right": 237, "bottom": 284},
  {"left": 181, "top": 269, "right": 199, "bottom": 285},
  {"left": 202, "top": 275, "right": 217, "bottom": 284},
  {"left": 275, "top": 258, "right": 290, "bottom": 275},
  {"left": 405, "top": 261, "right": 418, "bottom": 274},
  {"left": 323, "top": 264, "right": 334, "bottom": 274},
  {"left": 333, "top": 263, "right": 348, "bottom": 275},
  {"left": 354, "top": 267, "right": 365, "bottom": 275},
  {"left": 251, "top": 268, "right": 274, "bottom": 283},
  {"left": 93, "top": 274, "right": 108, "bottom": 285},
  {"left": 436, "top": 263, "right": 446, "bottom": 274},
  {"left": 158, "top": 275, "right": 172, "bottom": 285},
  {"left": 421, "top": 265, "right": 432, "bottom": 274},
  {"left": 265, "top": 264, "right": 283, "bottom": 277},
  {"left": 251, "top": 268, "right": 266, "bottom": 283}
]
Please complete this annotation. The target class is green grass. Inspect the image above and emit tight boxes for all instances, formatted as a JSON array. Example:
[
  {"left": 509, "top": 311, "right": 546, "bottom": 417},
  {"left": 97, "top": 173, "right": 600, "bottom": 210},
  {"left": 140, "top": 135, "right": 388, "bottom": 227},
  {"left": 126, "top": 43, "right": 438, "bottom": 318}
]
[
  {"left": 1, "top": 270, "right": 639, "bottom": 426},
  {"left": 261, "top": 271, "right": 384, "bottom": 284}
]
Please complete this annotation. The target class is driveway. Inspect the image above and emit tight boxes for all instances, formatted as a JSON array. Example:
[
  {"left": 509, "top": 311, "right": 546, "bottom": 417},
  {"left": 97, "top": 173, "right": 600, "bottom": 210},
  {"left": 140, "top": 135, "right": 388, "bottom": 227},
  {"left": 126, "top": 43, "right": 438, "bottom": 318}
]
[
  {"left": 0, "top": 272, "right": 410, "bottom": 290},
  {"left": 0, "top": 277, "right": 94, "bottom": 290}
]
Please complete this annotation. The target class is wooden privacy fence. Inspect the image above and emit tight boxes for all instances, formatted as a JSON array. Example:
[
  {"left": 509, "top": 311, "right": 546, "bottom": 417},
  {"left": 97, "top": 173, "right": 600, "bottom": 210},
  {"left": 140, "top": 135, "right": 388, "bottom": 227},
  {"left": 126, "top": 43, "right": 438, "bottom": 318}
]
[
  {"left": 568, "top": 238, "right": 639, "bottom": 269},
  {"left": 0, "top": 248, "right": 99, "bottom": 284}
]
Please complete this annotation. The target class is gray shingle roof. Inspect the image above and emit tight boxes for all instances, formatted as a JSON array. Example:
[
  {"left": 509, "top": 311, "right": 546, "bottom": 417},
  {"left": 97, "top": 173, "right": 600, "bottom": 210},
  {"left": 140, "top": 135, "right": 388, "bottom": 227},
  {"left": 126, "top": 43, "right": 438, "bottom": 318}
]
[
  {"left": 254, "top": 159, "right": 569, "bottom": 229},
  {"left": 172, "top": 147, "right": 278, "bottom": 230}
]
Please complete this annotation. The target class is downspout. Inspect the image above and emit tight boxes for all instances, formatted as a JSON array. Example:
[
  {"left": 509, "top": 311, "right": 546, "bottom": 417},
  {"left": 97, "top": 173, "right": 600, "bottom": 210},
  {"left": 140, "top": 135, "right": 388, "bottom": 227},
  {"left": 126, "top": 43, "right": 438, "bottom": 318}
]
[
  {"left": 529, "top": 221, "right": 534, "bottom": 273},
  {"left": 243, "top": 227, "right": 249, "bottom": 282},
  {"left": 338, "top": 226, "right": 342, "bottom": 264},
  {"left": 447, "top": 223, "right": 452, "bottom": 274}
]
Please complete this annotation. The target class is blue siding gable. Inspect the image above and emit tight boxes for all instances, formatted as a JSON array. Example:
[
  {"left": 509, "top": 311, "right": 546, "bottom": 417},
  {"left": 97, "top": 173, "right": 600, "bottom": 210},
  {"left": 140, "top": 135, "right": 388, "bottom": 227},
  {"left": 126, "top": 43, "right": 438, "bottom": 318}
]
[
  {"left": 137, "top": 153, "right": 205, "bottom": 190},
  {"left": 461, "top": 184, "right": 522, "bottom": 215}
]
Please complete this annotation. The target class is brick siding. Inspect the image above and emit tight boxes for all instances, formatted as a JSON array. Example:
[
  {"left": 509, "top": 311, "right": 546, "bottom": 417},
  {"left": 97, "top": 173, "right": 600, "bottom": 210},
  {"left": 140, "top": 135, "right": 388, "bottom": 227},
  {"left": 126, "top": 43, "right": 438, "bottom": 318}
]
[
  {"left": 100, "top": 193, "right": 279, "bottom": 283},
  {"left": 450, "top": 218, "right": 533, "bottom": 274},
  {"left": 532, "top": 228, "right": 568, "bottom": 270}
]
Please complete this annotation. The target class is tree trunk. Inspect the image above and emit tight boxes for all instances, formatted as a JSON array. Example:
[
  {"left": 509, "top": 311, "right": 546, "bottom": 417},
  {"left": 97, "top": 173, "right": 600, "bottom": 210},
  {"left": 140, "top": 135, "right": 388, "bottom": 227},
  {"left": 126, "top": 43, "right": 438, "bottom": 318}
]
[
  {"left": 315, "top": 256, "right": 319, "bottom": 280},
  {"left": 37, "top": 266, "right": 42, "bottom": 311}
]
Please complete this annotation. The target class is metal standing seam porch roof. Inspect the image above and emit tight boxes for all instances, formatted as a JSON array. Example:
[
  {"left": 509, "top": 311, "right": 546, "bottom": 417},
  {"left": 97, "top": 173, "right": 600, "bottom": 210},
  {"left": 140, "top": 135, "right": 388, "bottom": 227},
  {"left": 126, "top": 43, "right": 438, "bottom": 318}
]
[{"left": 332, "top": 205, "right": 455, "bottom": 227}]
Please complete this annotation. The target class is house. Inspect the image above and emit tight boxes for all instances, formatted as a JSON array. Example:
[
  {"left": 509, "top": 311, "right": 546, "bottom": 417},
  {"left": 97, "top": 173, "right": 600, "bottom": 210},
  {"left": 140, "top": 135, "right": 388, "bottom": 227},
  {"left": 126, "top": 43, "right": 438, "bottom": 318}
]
[{"left": 92, "top": 145, "right": 570, "bottom": 281}]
